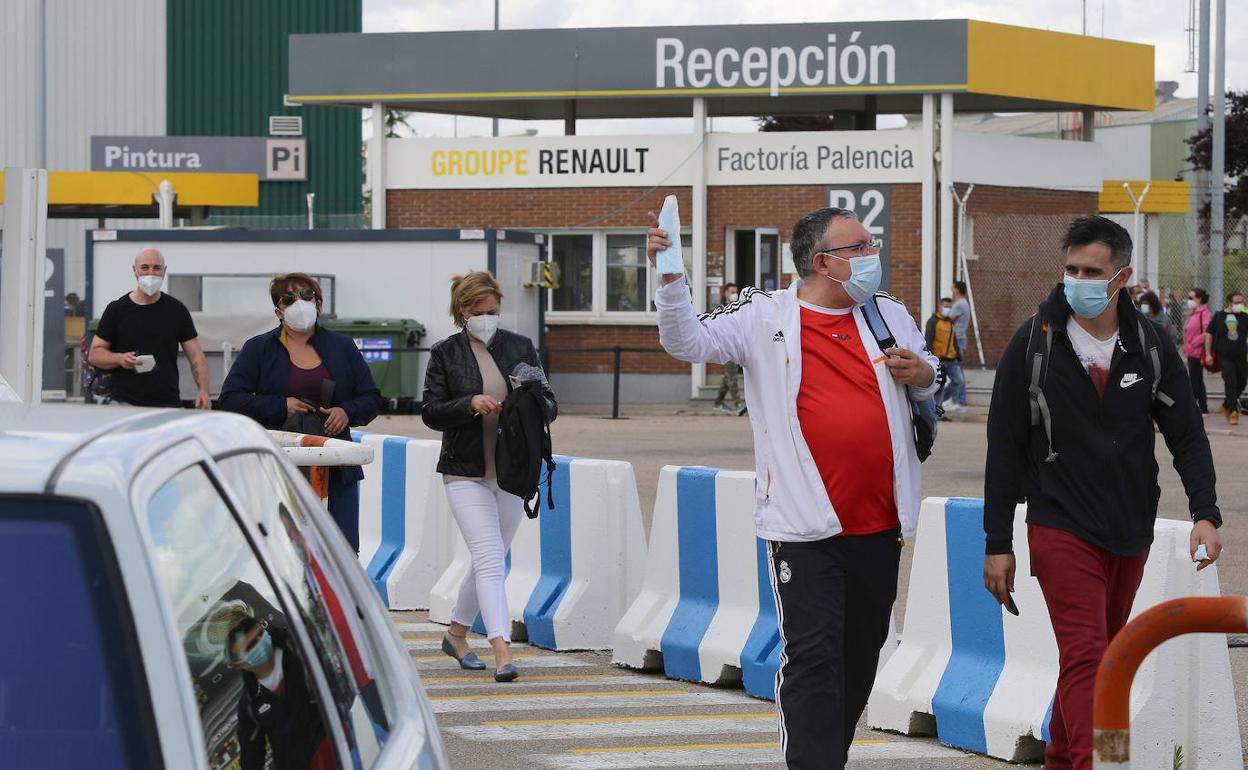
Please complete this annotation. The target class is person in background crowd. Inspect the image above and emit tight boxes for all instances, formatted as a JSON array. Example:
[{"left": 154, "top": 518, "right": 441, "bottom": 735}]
[
  {"left": 650, "top": 205, "right": 937, "bottom": 770},
  {"left": 1135, "top": 289, "right": 1171, "bottom": 334},
  {"left": 1164, "top": 289, "right": 1185, "bottom": 343},
  {"left": 984, "top": 216, "right": 1220, "bottom": 770},
  {"left": 422, "top": 271, "right": 557, "bottom": 683},
  {"left": 218, "top": 273, "right": 380, "bottom": 550},
  {"left": 1205, "top": 290, "right": 1248, "bottom": 426},
  {"left": 64, "top": 292, "right": 84, "bottom": 317},
  {"left": 88, "top": 247, "right": 212, "bottom": 409},
  {"left": 712, "top": 282, "right": 747, "bottom": 416},
  {"left": 925, "top": 297, "right": 960, "bottom": 422},
  {"left": 1184, "top": 288, "right": 1213, "bottom": 413},
  {"left": 943, "top": 281, "right": 971, "bottom": 412}
]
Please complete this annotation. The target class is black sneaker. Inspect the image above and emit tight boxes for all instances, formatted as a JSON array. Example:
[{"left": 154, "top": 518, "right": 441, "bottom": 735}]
[{"left": 736, "top": 405, "right": 748, "bottom": 416}]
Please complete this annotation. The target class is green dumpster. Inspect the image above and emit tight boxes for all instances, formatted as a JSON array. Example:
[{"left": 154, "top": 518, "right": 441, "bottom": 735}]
[{"left": 320, "top": 318, "right": 426, "bottom": 414}]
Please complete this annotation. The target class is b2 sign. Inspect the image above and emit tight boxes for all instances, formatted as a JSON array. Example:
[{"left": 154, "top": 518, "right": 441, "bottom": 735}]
[{"left": 828, "top": 185, "right": 890, "bottom": 286}]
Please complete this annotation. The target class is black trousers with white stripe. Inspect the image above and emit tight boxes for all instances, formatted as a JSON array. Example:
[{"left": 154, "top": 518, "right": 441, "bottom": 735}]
[{"left": 768, "top": 529, "right": 901, "bottom": 769}]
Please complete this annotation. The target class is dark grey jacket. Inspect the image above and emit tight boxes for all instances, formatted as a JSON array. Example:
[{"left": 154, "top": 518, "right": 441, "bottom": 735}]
[{"left": 421, "top": 328, "right": 556, "bottom": 477}]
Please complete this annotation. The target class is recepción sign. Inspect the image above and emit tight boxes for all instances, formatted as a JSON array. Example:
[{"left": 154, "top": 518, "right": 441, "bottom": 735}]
[
  {"left": 386, "top": 130, "right": 921, "bottom": 190},
  {"left": 91, "top": 136, "right": 307, "bottom": 181}
]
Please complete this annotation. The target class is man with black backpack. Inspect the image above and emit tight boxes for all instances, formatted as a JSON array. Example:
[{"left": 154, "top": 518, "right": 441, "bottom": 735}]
[
  {"left": 650, "top": 205, "right": 938, "bottom": 770},
  {"left": 983, "top": 216, "right": 1222, "bottom": 770}
]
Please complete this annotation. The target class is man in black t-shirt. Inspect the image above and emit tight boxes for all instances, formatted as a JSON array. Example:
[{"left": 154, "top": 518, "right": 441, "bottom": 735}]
[
  {"left": 88, "top": 248, "right": 212, "bottom": 408},
  {"left": 1205, "top": 290, "right": 1248, "bottom": 425}
]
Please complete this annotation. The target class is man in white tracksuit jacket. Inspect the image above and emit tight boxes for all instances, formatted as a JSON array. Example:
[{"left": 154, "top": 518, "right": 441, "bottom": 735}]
[{"left": 648, "top": 206, "right": 938, "bottom": 770}]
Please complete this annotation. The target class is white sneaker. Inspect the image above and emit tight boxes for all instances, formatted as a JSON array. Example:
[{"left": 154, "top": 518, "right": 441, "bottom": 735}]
[{"left": 946, "top": 403, "right": 965, "bottom": 413}]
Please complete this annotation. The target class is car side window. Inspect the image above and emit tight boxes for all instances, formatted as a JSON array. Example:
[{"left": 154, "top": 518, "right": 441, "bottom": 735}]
[
  {"left": 217, "top": 453, "right": 392, "bottom": 765},
  {"left": 144, "top": 464, "right": 341, "bottom": 770},
  {"left": 0, "top": 496, "right": 161, "bottom": 770}
]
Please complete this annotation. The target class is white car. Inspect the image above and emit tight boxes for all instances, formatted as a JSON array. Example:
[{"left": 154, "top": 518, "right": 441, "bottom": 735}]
[{"left": 0, "top": 403, "right": 447, "bottom": 770}]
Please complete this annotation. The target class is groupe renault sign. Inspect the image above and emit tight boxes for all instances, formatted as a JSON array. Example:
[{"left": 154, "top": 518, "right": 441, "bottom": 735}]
[{"left": 90, "top": 136, "right": 307, "bottom": 181}]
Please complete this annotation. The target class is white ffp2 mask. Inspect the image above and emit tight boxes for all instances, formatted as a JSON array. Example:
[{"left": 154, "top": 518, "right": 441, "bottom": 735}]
[
  {"left": 282, "top": 299, "right": 318, "bottom": 332},
  {"left": 137, "top": 275, "right": 164, "bottom": 296},
  {"left": 466, "top": 314, "right": 500, "bottom": 345}
]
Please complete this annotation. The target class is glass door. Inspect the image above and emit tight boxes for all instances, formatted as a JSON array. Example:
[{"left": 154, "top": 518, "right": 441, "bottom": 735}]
[{"left": 731, "top": 228, "right": 781, "bottom": 292}]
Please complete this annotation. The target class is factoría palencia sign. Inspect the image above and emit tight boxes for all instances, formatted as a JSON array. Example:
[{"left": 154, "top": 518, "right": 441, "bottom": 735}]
[{"left": 388, "top": 131, "right": 922, "bottom": 190}]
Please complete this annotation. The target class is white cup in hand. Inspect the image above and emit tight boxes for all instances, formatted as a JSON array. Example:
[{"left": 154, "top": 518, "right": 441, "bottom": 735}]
[{"left": 134, "top": 354, "right": 156, "bottom": 373}]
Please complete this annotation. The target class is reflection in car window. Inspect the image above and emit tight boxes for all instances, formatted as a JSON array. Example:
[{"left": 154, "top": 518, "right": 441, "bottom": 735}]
[
  {"left": 217, "top": 453, "right": 391, "bottom": 765},
  {"left": 145, "top": 464, "right": 338, "bottom": 770}
]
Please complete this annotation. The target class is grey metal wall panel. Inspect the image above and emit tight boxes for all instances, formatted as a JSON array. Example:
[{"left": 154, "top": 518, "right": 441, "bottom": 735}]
[
  {"left": 0, "top": 0, "right": 167, "bottom": 295},
  {"left": 0, "top": 0, "right": 43, "bottom": 167}
]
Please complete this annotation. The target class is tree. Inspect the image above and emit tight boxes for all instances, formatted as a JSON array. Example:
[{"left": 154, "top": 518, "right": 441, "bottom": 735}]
[
  {"left": 756, "top": 114, "right": 838, "bottom": 132},
  {"left": 1185, "top": 89, "right": 1248, "bottom": 221},
  {"left": 384, "top": 109, "right": 414, "bottom": 138}
]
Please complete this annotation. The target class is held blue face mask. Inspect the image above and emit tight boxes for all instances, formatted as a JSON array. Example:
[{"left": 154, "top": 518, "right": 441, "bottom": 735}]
[
  {"left": 242, "top": 630, "right": 274, "bottom": 668},
  {"left": 825, "top": 254, "right": 882, "bottom": 305},
  {"left": 1063, "top": 267, "right": 1124, "bottom": 319}
]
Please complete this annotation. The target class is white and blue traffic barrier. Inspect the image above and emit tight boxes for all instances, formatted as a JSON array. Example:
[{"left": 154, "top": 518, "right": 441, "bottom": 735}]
[
  {"left": 612, "top": 465, "right": 897, "bottom": 699},
  {"left": 352, "top": 432, "right": 459, "bottom": 610},
  {"left": 427, "top": 455, "right": 647, "bottom": 651},
  {"left": 868, "top": 497, "right": 1241, "bottom": 768}
]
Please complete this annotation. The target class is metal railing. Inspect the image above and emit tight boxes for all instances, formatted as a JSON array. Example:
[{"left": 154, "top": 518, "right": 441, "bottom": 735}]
[
  {"left": 1092, "top": 595, "right": 1248, "bottom": 768},
  {"left": 358, "top": 345, "right": 669, "bottom": 419}
]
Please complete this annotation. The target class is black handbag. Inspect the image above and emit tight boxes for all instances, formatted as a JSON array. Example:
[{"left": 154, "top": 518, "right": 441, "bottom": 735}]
[{"left": 282, "top": 378, "right": 336, "bottom": 435}]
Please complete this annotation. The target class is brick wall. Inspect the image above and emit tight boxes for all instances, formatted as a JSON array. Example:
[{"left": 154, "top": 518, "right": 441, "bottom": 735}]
[
  {"left": 544, "top": 325, "right": 679, "bottom": 374},
  {"left": 952, "top": 184, "right": 1098, "bottom": 363},
  {"left": 388, "top": 183, "right": 921, "bottom": 373}
]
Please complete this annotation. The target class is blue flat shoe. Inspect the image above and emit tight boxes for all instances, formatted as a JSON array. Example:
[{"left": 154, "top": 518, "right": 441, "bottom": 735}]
[
  {"left": 494, "top": 663, "right": 519, "bottom": 682},
  {"left": 441, "top": 636, "right": 486, "bottom": 670}
]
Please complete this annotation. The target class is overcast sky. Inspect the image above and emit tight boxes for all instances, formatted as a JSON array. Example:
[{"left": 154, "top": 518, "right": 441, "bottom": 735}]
[{"left": 362, "top": 0, "right": 1245, "bottom": 138}]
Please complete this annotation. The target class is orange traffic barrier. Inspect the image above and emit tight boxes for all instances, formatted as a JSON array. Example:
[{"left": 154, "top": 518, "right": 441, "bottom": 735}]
[
  {"left": 1092, "top": 595, "right": 1248, "bottom": 768},
  {"left": 299, "top": 434, "right": 331, "bottom": 499}
]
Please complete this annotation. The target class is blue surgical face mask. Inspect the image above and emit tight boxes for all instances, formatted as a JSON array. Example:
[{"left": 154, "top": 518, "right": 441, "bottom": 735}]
[
  {"left": 242, "top": 630, "right": 274, "bottom": 668},
  {"left": 1063, "top": 268, "right": 1124, "bottom": 319},
  {"left": 825, "top": 254, "right": 882, "bottom": 305}
]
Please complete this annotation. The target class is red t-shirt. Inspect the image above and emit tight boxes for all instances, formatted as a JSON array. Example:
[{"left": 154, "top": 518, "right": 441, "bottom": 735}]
[{"left": 796, "top": 303, "right": 900, "bottom": 536}]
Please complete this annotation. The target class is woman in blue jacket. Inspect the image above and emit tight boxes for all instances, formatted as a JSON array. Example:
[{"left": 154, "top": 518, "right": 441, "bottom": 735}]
[{"left": 219, "top": 273, "right": 380, "bottom": 551}]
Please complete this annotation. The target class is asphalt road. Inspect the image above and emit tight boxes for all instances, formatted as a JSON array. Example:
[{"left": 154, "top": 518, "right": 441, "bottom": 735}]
[{"left": 372, "top": 407, "right": 1247, "bottom": 769}]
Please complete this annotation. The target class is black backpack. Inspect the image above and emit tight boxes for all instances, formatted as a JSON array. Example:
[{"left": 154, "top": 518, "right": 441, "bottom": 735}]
[
  {"left": 1024, "top": 313, "right": 1175, "bottom": 463},
  {"left": 495, "top": 380, "right": 556, "bottom": 518},
  {"left": 859, "top": 295, "right": 940, "bottom": 462}
]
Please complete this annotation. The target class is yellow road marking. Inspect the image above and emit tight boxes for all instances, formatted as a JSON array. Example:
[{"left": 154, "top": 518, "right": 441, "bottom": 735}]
[
  {"left": 487, "top": 712, "right": 774, "bottom": 726},
  {"left": 568, "top": 740, "right": 888, "bottom": 754},
  {"left": 431, "top": 689, "right": 687, "bottom": 701},
  {"left": 424, "top": 674, "right": 615, "bottom": 683}
]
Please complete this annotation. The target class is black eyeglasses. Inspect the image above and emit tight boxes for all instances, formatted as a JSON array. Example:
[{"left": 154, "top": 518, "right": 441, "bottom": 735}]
[
  {"left": 277, "top": 288, "right": 318, "bottom": 307},
  {"left": 816, "top": 237, "right": 884, "bottom": 259}
]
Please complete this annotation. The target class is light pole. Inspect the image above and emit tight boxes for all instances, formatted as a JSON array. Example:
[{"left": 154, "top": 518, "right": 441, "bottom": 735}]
[
  {"left": 491, "top": 0, "right": 499, "bottom": 138},
  {"left": 1210, "top": 0, "right": 1226, "bottom": 302}
]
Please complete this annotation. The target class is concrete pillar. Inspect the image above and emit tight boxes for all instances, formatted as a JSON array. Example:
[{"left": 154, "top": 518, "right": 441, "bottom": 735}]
[
  {"left": 690, "top": 97, "right": 708, "bottom": 398},
  {"left": 369, "top": 102, "right": 386, "bottom": 230},
  {"left": 938, "top": 93, "right": 955, "bottom": 313},
  {"left": 0, "top": 168, "right": 49, "bottom": 402},
  {"left": 920, "top": 95, "right": 937, "bottom": 321}
]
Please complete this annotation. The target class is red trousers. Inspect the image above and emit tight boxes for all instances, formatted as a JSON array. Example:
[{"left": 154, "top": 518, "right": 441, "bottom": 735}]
[{"left": 1028, "top": 524, "right": 1149, "bottom": 770}]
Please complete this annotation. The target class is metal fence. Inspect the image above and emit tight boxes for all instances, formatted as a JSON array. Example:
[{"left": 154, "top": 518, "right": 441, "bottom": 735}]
[{"left": 956, "top": 195, "right": 1248, "bottom": 366}]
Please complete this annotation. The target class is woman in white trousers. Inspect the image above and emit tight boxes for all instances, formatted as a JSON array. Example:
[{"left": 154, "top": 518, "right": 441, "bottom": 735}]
[{"left": 421, "top": 271, "right": 556, "bottom": 682}]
